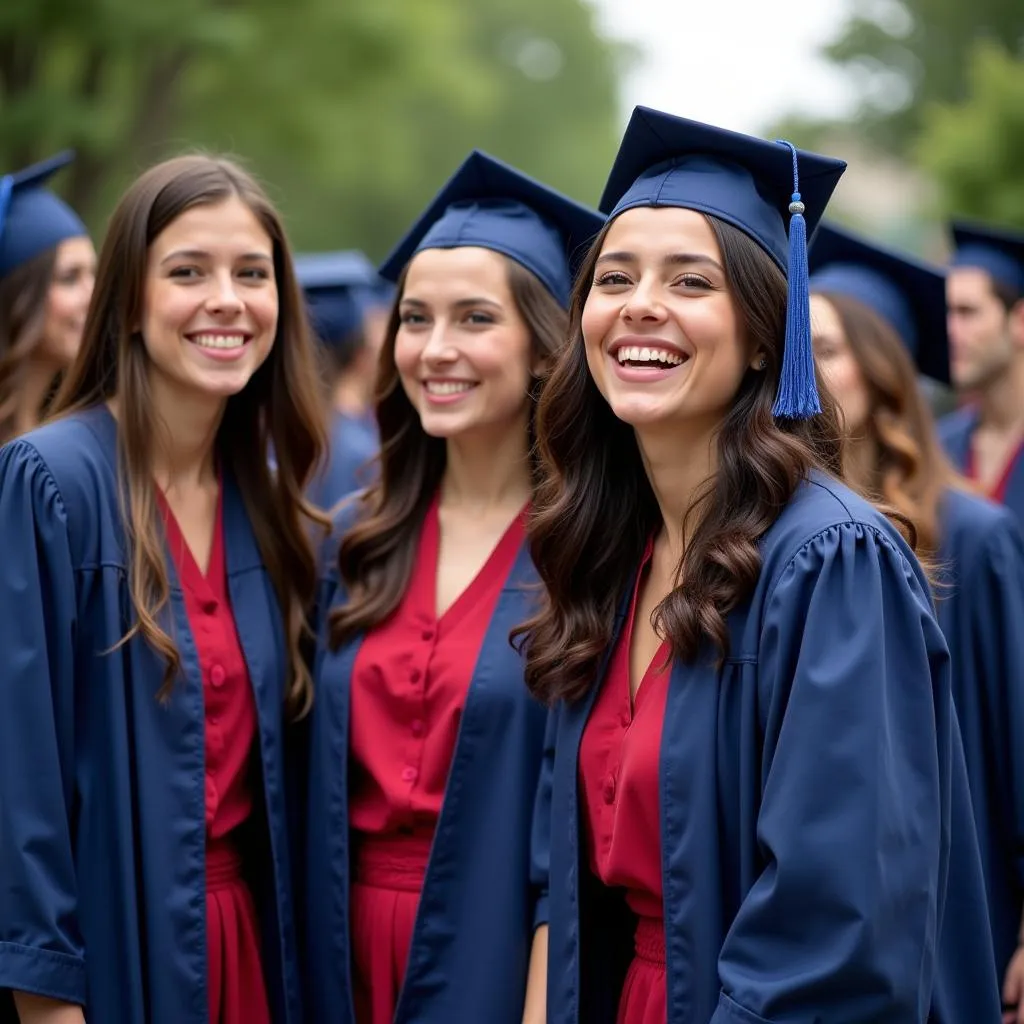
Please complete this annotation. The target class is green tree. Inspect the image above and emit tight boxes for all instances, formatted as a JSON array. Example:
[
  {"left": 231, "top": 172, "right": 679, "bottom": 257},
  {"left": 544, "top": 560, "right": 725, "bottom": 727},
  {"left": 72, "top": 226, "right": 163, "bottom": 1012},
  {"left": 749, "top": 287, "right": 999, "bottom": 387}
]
[
  {"left": 0, "top": 0, "right": 624, "bottom": 257},
  {"left": 774, "top": 0, "right": 1023, "bottom": 154},
  {"left": 917, "top": 42, "right": 1024, "bottom": 228}
]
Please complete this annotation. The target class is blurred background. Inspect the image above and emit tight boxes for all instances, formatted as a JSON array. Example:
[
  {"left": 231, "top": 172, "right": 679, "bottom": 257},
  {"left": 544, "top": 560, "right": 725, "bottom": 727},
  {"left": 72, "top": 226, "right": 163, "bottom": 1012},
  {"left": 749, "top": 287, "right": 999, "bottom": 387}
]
[{"left": 2, "top": 0, "right": 1021, "bottom": 261}]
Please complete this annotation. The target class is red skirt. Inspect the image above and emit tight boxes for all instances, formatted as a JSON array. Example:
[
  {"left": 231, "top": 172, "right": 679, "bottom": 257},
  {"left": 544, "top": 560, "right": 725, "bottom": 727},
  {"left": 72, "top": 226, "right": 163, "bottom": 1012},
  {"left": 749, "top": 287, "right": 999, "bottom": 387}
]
[
  {"left": 350, "top": 833, "right": 432, "bottom": 1024},
  {"left": 617, "top": 916, "right": 667, "bottom": 1024},
  {"left": 206, "top": 839, "right": 272, "bottom": 1024}
]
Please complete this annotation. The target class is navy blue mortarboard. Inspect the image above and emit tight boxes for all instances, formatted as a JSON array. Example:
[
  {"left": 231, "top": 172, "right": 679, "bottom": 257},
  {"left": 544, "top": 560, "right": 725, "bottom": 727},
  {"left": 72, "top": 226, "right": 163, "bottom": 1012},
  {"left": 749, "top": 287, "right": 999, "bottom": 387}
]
[
  {"left": 598, "top": 106, "right": 847, "bottom": 420},
  {"left": 949, "top": 220, "right": 1024, "bottom": 296},
  {"left": 296, "top": 250, "right": 391, "bottom": 346},
  {"left": 378, "top": 150, "right": 604, "bottom": 308},
  {"left": 0, "top": 151, "right": 87, "bottom": 278},
  {"left": 809, "top": 222, "right": 950, "bottom": 385}
]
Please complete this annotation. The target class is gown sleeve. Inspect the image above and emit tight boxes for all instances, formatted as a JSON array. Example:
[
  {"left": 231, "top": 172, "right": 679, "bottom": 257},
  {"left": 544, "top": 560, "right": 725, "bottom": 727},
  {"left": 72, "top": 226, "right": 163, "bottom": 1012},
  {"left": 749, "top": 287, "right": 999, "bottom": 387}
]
[
  {"left": 0, "top": 441, "right": 85, "bottom": 1005},
  {"left": 964, "top": 514, "right": 1024, "bottom": 893},
  {"left": 712, "top": 521, "right": 951, "bottom": 1024},
  {"left": 529, "top": 706, "right": 557, "bottom": 930}
]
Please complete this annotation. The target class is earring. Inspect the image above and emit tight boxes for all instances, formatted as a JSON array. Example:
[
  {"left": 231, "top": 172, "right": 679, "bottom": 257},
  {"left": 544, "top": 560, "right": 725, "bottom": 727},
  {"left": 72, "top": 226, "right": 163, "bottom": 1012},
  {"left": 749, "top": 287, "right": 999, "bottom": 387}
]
[{"left": 758, "top": 356, "right": 767, "bottom": 370}]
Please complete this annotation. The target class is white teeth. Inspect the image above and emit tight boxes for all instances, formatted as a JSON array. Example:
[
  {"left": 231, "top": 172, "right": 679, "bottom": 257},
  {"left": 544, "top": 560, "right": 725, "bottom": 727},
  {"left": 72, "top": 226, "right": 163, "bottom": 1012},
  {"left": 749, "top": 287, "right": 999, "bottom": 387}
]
[
  {"left": 425, "top": 380, "right": 475, "bottom": 395},
  {"left": 615, "top": 346, "right": 684, "bottom": 366},
  {"left": 191, "top": 333, "right": 247, "bottom": 349}
]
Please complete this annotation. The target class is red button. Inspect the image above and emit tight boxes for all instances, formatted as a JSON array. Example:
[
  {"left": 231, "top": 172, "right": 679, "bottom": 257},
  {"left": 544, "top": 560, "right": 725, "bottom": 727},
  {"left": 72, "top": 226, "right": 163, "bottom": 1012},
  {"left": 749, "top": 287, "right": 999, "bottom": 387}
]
[
  {"left": 201, "top": 599, "right": 218, "bottom": 615},
  {"left": 603, "top": 774, "right": 616, "bottom": 805},
  {"left": 421, "top": 629, "right": 434, "bottom": 642},
  {"left": 410, "top": 669, "right": 422, "bottom": 684},
  {"left": 210, "top": 664, "right": 226, "bottom": 688},
  {"left": 207, "top": 724, "right": 224, "bottom": 756},
  {"left": 410, "top": 719, "right": 424, "bottom": 737},
  {"left": 401, "top": 766, "right": 417, "bottom": 783},
  {"left": 619, "top": 711, "right": 631, "bottom": 728}
]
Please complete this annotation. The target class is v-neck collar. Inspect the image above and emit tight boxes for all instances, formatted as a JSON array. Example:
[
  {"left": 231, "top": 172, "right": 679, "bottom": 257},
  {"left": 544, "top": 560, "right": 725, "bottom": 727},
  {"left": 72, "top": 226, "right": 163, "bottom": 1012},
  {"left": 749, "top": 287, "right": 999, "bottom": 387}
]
[{"left": 156, "top": 476, "right": 225, "bottom": 600}]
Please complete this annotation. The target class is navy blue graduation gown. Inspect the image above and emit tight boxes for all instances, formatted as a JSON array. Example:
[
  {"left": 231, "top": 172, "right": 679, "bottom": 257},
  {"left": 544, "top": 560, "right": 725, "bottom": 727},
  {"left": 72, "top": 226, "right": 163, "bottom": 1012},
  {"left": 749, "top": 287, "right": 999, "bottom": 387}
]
[
  {"left": 545, "top": 472, "right": 1000, "bottom": 1024},
  {"left": 935, "top": 486, "right": 1024, "bottom": 981},
  {"left": 939, "top": 406, "right": 1024, "bottom": 528},
  {"left": 0, "top": 406, "right": 302, "bottom": 1023},
  {"left": 301, "top": 517, "right": 550, "bottom": 1023},
  {"left": 307, "top": 411, "right": 377, "bottom": 512}
]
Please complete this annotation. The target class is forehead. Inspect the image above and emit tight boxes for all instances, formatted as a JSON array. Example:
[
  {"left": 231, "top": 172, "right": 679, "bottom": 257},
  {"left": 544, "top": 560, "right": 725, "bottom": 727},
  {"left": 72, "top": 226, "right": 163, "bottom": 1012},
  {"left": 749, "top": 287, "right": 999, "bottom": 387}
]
[
  {"left": 54, "top": 235, "right": 96, "bottom": 267},
  {"left": 947, "top": 265, "right": 1000, "bottom": 302},
  {"left": 809, "top": 293, "right": 844, "bottom": 338},
  {"left": 600, "top": 206, "right": 721, "bottom": 259},
  {"left": 149, "top": 196, "right": 272, "bottom": 258},
  {"left": 402, "top": 246, "right": 512, "bottom": 303}
]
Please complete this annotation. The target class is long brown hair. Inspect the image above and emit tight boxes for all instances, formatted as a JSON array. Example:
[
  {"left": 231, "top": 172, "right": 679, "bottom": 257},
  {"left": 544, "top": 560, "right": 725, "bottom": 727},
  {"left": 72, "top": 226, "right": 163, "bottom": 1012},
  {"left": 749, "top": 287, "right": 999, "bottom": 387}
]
[
  {"left": 514, "top": 214, "right": 858, "bottom": 706},
  {"left": 0, "top": 247, "right": 59, "bottom": 443},
  {"left": 817, "top": 290, "right": 961, "bottom": 555},
  {"left": 50, "top": 154, "right": 328, "bottom": 718},
  {"left": 328, "top": 254, "right": 568, "bottom": 648}
]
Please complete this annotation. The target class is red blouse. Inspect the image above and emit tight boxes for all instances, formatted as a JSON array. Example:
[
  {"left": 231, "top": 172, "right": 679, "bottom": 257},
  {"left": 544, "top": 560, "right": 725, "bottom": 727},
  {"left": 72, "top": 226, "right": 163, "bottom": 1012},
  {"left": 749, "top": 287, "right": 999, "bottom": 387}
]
[
  {"left": 158, "top": 486, "right": 259, "bottom": 839},
  {"left": 579, "top": 545, "right": 671, "bottom": 922},
  {"left": 348, "top": 494, "right": 527, "bottom": 838}
]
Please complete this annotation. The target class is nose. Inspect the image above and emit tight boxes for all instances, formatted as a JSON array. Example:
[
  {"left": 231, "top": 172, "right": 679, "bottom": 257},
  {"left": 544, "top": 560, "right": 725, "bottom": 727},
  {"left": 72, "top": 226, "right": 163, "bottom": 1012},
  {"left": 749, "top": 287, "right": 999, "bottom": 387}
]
[
  {"left": 621, "top": 273, "right": 667, "bottom": 324},
  {"left": 421, "top": 320, "right": 457, "bottom": 362},
  {"left": 206, "top": 269, "right": 244, "bottom": 315}
]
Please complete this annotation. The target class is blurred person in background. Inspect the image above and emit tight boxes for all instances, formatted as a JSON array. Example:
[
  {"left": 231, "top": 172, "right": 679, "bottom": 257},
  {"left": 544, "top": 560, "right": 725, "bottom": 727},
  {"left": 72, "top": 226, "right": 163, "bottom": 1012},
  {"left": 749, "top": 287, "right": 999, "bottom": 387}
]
[
  {"left": 939, "top": 222, "right": 1024, "bottom": 528},
  {"left": 809, "top": 221, "right": 1024, "bottom": 1020},
  {"left": 0, "top": 152, "right": 95, "bottom": 445},
  {"left": 0, "top": 154, "right": 326, "bottom": 1024},
  {"left": 301, "top": 150, "right": 603, "bottom": 1024},
  {"left": 297, "top": 250, "right": 385, "bottom": 508}
]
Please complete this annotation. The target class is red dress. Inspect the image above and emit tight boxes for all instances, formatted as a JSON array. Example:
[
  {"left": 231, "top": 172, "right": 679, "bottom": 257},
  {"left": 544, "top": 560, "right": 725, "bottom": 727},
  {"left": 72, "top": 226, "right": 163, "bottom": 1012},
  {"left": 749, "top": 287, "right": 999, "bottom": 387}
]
[
  {"left": 159, "top": 485, "right": 272, "bottom": 1024},
  {"left": 347, "top": 494, "right": 527, "bottom": 1024},
  {"left": 579, "top": 544, "right": 671, "bottom": 1024}
]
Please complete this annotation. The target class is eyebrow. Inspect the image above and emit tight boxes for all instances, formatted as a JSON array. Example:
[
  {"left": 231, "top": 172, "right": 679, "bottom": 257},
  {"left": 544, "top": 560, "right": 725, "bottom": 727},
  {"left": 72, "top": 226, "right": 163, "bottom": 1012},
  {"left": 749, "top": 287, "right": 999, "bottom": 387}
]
[
  {"left": 159, "top": 249, "right": 273, "bottom": 265},
  {"left": 596, "top": 251, "right": 724, "bottom": 272},
  {"left": 400, "top": 296, "right": 502, "bottom": 309}
]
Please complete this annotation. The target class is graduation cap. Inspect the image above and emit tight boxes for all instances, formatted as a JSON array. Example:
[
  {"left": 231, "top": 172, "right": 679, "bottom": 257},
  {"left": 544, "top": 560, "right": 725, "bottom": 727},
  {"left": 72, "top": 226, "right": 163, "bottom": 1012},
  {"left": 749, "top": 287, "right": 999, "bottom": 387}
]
[
  {"left": 378, "top": 150, "right": 605, "bottom": 308},
  {"left": 949, "top": 220, "right": 1024, "bottom": 296},
  {"left": 295, "top": 250, "right": 392, "bottom": 346},
  {"left": 0, "top": 151, "right": 87, "bottom": 278},
  {"left": 598, "top": 106, "right": 847, "bottom": 420},
  {"left": 809, "top": 222, "right": 950, "bottom": 385}
]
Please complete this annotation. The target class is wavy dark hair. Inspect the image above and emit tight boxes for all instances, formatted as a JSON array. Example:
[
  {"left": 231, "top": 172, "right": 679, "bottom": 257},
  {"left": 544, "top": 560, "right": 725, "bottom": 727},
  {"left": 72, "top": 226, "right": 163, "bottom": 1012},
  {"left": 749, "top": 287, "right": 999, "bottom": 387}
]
[
  {"left": 514, "top": 214, "right": 858, "bottom": 705},
  {"left": 818, "top": 290, "right": 963, "bottom": 556},
  {"left": 51, "top": 154, "right": 328, "bottom": 718},
  {"left": 327, "top": 254, "right": 568, "bottom": 648}
]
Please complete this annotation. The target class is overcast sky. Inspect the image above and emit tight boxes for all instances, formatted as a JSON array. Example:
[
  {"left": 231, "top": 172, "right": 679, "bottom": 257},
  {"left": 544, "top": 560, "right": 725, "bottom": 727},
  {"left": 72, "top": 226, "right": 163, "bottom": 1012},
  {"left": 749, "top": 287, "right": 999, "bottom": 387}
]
[{"left": 590, "top": 0, "right": 860, "bottom": 135}]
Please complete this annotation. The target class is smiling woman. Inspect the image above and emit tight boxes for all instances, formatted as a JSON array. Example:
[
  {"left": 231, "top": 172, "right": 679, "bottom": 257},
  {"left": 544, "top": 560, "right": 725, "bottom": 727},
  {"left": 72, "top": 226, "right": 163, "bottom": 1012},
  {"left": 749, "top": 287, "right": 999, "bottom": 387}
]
[
  {"left": 301, "top": 150, "right": 603, "bottom": 1024},
  {"left": 0, "top": 154, "right": 326, "bottom": 1024}
]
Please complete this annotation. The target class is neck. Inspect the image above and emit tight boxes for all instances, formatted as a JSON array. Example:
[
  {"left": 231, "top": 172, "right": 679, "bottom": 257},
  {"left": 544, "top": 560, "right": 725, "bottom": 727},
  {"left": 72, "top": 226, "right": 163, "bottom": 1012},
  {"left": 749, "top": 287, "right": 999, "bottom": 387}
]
[
  {"left": 13, "top": 359, "right": 58, "bottom": 436},
  {"left": 636, "top": 417, "right": 718, "bottom": 562},
  {"left": 978, "top": 355, "right": 1024, "bottom": 432},
  {"left": 112, "top": 374, "right": 226, "bottom": 491},
  {"left": 440, "top": 415, "right": 533, "bottom": 513}
]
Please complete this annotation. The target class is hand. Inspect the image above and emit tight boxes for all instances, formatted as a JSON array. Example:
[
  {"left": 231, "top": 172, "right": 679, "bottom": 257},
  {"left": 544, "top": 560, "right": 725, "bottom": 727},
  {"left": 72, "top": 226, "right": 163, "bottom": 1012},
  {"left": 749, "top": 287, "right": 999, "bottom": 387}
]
[
  {"left": 1003, "top": 946, "right": 1024, "bottom": 1024},
  {"left": 12, "top": 992, "right": 86, "bottom": 1024}
]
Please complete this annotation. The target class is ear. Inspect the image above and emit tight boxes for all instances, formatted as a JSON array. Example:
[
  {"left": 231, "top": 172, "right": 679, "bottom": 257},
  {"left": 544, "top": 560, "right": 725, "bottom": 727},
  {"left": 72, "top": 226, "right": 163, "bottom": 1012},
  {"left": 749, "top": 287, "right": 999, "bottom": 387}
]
[
  {"left": 749, "top": 348, "right": 768, "bottom": 371},
  {"left": 531, "top": 352, "right": 552, "bottom": 378},
  {"left": 1009, "top": 298, "right": 1024, "bottom": 348}
]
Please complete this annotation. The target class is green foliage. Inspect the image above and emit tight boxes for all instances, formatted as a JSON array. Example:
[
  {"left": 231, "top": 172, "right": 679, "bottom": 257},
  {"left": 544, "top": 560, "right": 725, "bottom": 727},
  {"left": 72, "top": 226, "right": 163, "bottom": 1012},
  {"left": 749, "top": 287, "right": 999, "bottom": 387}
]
[
  {"left": 0, "top": 0, "right": 624, "bottom": 256},
  {"left": 917, "top": 41, "right": 1024, "bottom": 228}
]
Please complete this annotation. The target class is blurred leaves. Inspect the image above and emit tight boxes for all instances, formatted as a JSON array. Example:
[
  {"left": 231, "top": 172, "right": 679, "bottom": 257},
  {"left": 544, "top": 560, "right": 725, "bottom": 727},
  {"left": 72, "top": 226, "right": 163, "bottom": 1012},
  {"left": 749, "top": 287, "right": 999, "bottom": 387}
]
[
  {"left": 917, "top": 41, "right": 1024, "bottom": 227},
  {"left": 0, "top": 0, "right": 624, "bottom": 256}
]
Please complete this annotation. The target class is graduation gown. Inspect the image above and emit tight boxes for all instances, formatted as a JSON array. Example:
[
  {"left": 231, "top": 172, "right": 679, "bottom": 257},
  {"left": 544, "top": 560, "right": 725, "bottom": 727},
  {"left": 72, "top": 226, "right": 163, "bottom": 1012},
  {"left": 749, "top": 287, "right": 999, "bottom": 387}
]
[
  {"left": 0, "top": 406, "right": 302, "bottom": 1024},
  {"left": 302, "top": 512, "right": 550, "bottom": 1024},
  {"left": 307, "top": 412, "right": 377, "bottom": 512},
  {"left": 935, "top": 486, "right": 1024, "bottom": 981},
  {"left": 544, "top": 472, "right": 1000, "bottom": 1024},
  {"left": 938, "top": 406, "right": 1024, "bottom": 527}
]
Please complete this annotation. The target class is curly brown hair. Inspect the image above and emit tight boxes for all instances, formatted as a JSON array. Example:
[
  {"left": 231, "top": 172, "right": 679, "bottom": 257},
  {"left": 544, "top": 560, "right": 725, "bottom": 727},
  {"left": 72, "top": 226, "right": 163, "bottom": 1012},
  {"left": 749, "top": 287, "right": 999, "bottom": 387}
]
[
  {"left": 817, "top": 290, "right": 961, "bottom": 556},
  {"left": 327, "top": 254, "right": 569, "bottom": 649},
  {"left": 513, "top": 214, "right": 854, "bottom": 705}
]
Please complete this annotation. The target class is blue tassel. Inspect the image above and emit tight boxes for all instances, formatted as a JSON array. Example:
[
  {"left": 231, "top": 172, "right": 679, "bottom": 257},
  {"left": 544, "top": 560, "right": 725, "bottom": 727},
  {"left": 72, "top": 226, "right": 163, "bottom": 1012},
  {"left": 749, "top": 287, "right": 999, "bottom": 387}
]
[
  {"left": 0, "top": 175, "right": 13, "bottom": 247},
  {"left": 771, "top": 141, "right": 821, "bottom": 420}
]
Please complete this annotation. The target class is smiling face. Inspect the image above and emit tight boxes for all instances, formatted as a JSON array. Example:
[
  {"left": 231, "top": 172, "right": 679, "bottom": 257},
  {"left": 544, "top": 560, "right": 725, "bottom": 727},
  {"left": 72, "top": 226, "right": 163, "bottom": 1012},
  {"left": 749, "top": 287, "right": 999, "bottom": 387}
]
[
  {"left": 140, "top": 195, "right": 278, "bottom": 408},
  {"left": 393, "top": 246, "right": 536, "bottom": 442},
  {"left": 581, "top": 206, "right": 763, "bottom": 437},
  {"left": 39, "top": 235, "right": 96, "bottom": 369}
]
